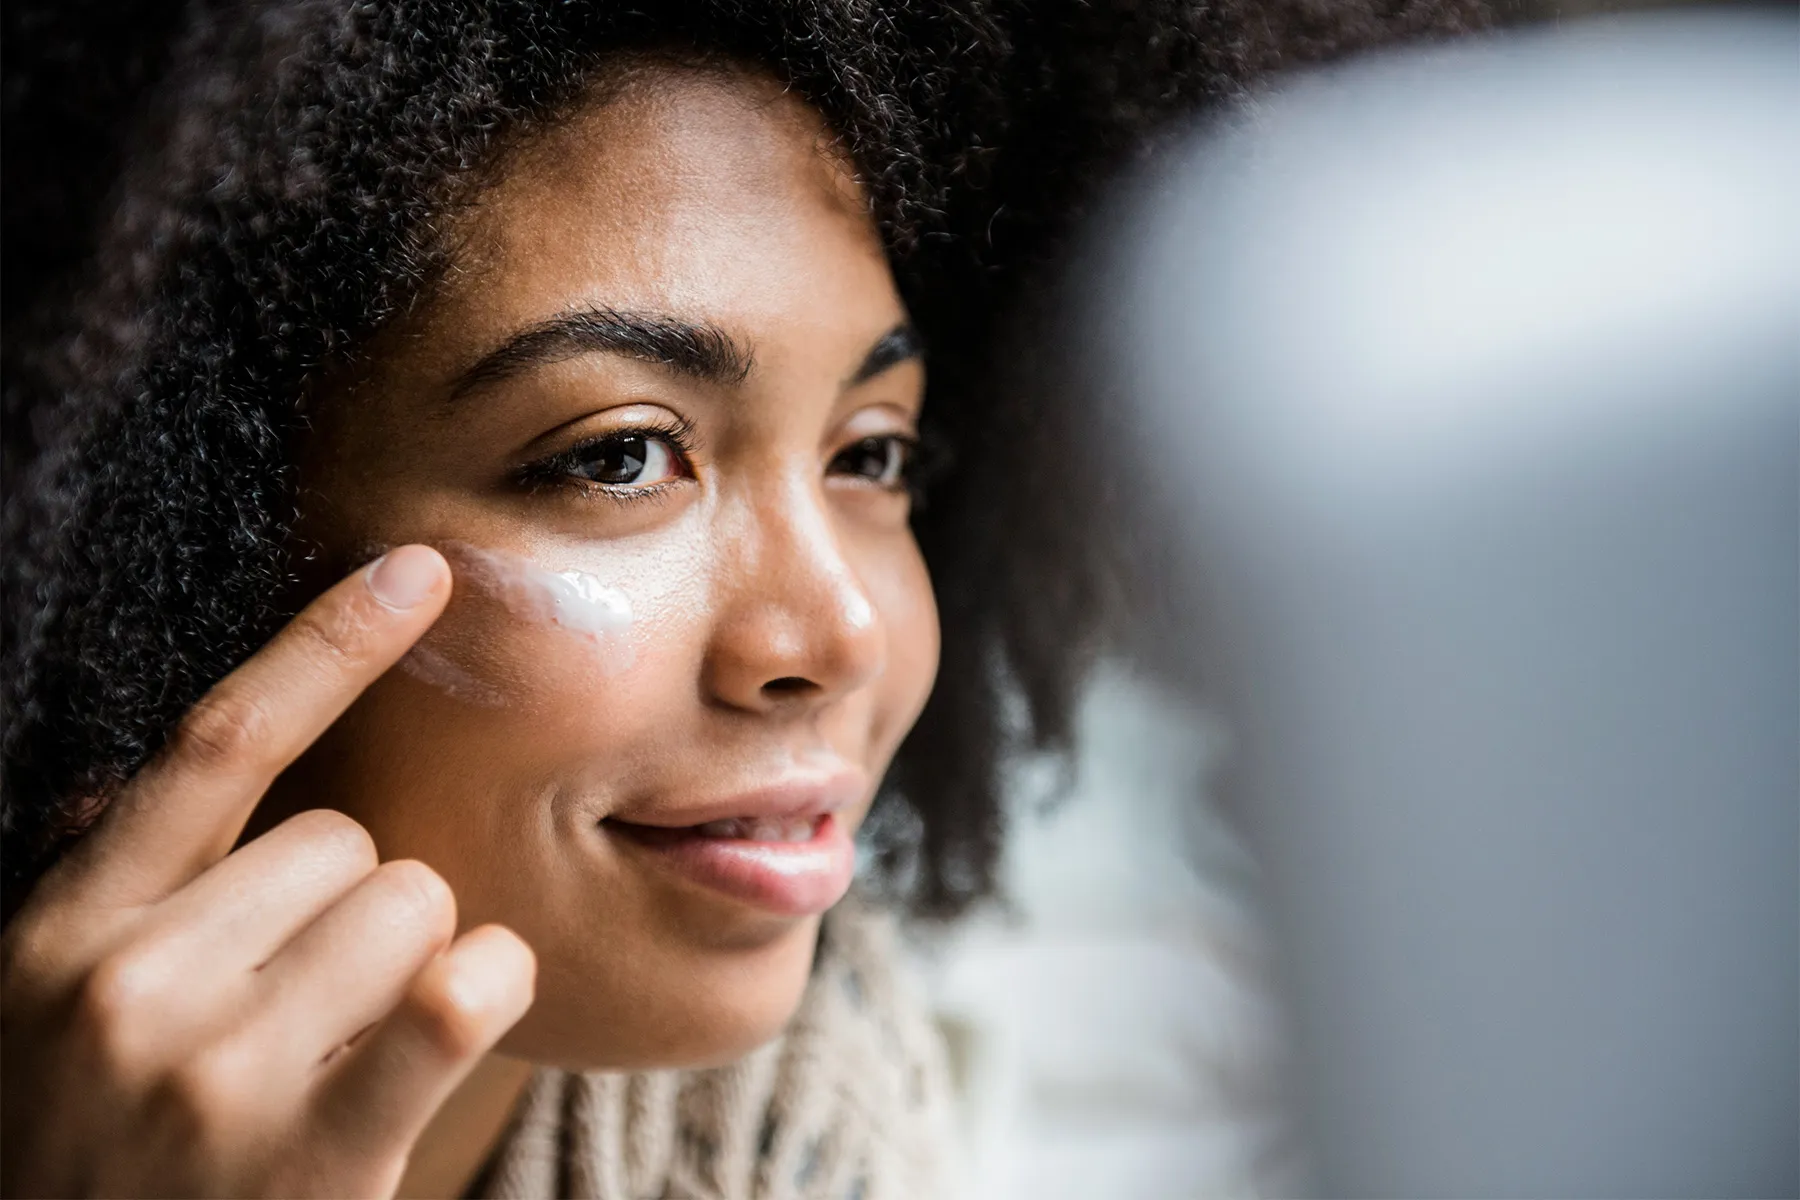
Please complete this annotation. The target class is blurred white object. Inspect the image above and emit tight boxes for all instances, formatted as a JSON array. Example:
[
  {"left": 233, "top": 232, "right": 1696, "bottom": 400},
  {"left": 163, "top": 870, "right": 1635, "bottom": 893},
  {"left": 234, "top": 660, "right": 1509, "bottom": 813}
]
[
  {"left": 1103, "top": 11, "right": 1798, "bottom": 1198},
  {"left": 919, "top": 669, "right": 1295, "bottom": 1199}
]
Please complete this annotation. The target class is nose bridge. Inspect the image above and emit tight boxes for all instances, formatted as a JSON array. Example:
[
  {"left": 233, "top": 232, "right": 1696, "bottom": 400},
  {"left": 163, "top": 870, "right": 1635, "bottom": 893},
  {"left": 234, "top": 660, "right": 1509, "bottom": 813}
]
[{"left": 709, "top": 475, "right": 882, "bottom": 705}]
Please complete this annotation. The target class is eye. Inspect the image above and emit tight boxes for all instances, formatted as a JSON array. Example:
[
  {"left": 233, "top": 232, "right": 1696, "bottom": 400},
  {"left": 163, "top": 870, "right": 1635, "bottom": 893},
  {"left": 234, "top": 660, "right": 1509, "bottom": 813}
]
[
  {"left": 515, "top": 414, "right": 699, "bottom": 501},
  {"left": 557, "top": 432, "right": 688, "bottom": 488},
  {"left": 830, "top": 435, "right": 914, "bottom": 488}
]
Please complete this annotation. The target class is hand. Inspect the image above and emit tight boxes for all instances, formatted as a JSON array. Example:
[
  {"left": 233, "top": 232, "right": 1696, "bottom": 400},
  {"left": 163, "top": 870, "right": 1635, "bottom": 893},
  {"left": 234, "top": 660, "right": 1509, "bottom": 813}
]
[{"left": 1, "top": 545, "right": 536, "bottom": 1198}]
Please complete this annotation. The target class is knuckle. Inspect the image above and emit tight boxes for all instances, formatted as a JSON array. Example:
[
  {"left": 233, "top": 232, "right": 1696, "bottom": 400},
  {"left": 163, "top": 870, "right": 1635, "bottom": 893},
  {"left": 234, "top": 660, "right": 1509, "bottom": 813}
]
[
  {"left": 80, "top": 950, "right": 163, "bottom": 1023},
  {"left": 288, "top": 600, "right": 371, "bottom": 671},
  {"left": 161, "top": 1040, "right": 256, "bottom": 1122},
  {"left": 373, "top": 860, "right": 455, "bottom": 932},
  {"left": 408, "top": 974, "right": 489, "bottom": 1060},
  {"left": 284, "top": 809, "right": 378, "bottom": 875},
  {"left": 173, "top": 689, "right": 274, "bottom": 770},
  {"left": 73, "top": 950, "right": 168, "bottom": 1066}
]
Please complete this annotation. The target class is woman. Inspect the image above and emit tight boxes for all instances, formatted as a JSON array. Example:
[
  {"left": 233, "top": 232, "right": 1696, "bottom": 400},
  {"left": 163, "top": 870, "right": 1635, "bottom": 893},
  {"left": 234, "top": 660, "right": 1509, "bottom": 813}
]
[{"left": 1, "top": 2, "right": 1485, "bottom": 1196}]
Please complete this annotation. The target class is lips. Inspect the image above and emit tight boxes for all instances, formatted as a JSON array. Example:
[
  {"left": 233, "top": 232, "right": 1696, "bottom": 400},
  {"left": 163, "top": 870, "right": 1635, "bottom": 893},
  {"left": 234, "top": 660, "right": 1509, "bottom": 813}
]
[
  {"left": 692, "top": 815, "right": 819, "bottom": 842},
  {"left": 601, "top": 776, "right": 860, "bottom": 916}
]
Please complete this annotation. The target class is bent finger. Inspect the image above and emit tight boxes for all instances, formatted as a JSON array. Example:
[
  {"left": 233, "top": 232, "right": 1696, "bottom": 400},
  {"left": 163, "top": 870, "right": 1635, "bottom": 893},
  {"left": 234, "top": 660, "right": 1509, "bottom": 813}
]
[
  {"left": 308, "top": 925, "right": 535, "bottom": 1171},
  {"left": 135, "top": 809, "right": 380, "bottom": 985},
  {"left": 247, "top": 859, "right": 458, "bottom": 1070}
]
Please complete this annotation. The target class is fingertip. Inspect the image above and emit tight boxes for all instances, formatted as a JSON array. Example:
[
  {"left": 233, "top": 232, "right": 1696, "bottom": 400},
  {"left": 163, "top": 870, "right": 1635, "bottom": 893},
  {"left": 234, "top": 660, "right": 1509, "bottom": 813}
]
[
  {"left": 365, "top": 544, "right": 451, "bottom": 612},
  {"left": 445, "top": 924, "right": 537, "bottom": 1017}
]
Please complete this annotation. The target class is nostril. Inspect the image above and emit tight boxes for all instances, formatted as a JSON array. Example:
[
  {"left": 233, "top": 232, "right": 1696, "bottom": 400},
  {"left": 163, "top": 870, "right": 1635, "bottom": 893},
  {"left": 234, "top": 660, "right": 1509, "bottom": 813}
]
[{"left": 762, "top": 676, "right": 815, "bottom": 697}]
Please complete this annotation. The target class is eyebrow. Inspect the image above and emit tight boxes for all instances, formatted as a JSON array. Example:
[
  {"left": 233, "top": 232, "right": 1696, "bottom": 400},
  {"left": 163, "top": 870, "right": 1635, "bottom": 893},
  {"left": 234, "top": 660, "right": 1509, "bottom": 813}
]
[
  {"left": 448, "top": 307, "right": 754, "bottom": 402},
  {"left": 847, "top": 323, "right": 924, "bottom": 386},
  {"left": 446, "top": 307, "right": 922, "bottom": 402}
]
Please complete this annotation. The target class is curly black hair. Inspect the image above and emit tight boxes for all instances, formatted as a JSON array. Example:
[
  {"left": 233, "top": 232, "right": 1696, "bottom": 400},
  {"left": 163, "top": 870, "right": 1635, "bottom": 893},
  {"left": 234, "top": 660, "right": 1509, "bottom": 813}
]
[{"left": 1, "top": 0, "right": 1487, "bottom": 918}]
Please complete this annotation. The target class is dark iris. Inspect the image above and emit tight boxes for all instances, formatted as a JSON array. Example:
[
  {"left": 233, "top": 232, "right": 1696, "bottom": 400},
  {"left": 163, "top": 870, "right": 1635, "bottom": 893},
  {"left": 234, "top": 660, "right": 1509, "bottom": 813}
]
[
  {"left": 572, "top": 434, "right": 649, "bottom": 484},
  {"left": 834, "top": 436, "right": 906, "bottom": 483}
]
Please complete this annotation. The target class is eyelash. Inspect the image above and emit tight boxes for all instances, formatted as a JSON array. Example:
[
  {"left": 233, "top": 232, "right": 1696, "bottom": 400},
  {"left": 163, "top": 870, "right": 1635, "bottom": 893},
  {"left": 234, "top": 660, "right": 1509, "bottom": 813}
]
[
  {"left": 514, "top": 422, "right": 925, "bottom": 503},
  {"left": 829, "top": 434, "right": 920, "bottom": 492},
  {"left": 514, "top": 416, "right": 698, "bottom": 503}
]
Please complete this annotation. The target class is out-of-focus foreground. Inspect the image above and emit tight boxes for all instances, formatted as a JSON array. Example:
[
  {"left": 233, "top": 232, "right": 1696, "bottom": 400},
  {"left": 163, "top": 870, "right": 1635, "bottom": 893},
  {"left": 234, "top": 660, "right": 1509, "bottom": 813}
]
[{"left": 916, "top": 8, "right": 1798, "bottom": 1198}]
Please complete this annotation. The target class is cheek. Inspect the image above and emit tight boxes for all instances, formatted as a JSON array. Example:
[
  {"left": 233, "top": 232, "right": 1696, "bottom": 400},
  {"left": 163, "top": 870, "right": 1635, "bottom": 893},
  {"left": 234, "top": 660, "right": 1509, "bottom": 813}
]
[
  {"left": 392, "top": 533, "right": 716, "bottom": 776},
  {"left": 314, "top": 530, "right": 712, "bottom": 844},
  {"left": 866, "top": 531, "right": 940, "bottom": 747}
]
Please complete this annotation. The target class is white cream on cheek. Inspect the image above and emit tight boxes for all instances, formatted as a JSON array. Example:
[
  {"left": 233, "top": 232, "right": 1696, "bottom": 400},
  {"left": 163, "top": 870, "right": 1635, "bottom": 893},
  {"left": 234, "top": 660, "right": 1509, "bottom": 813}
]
[
  {"left": 396, "top": 542, "right": 635, "bottom": 706},
  {"left": 444, "top": 542, "right": 634, "bottom": 653}
]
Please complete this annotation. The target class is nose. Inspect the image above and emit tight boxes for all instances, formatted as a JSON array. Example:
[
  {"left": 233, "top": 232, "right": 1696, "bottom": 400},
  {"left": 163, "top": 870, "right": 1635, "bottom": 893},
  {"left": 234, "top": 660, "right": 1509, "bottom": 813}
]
[{"left": 703, "top": 486, "right": 885, "bottom": 714}]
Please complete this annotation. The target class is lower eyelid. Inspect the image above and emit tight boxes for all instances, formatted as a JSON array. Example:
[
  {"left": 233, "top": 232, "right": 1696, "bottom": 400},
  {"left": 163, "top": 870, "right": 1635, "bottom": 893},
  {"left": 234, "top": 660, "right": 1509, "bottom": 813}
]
[{"left": 578, "top": 478, "right": 690, "bottom": 506}]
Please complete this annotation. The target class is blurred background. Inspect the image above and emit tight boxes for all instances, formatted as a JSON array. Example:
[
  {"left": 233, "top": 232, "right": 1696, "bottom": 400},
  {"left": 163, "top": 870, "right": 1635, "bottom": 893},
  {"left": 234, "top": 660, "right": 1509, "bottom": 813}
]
[
  {"left": 918, "top": 670, "right": 1291, "bottom": 1196},
  {"left": 911, "top": 1, "right": 1798, "bottom": 1196}
]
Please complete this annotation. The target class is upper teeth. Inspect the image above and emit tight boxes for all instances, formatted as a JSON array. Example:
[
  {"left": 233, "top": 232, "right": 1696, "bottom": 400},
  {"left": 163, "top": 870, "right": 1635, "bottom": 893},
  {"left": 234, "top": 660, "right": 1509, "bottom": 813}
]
[{"left": 695, "top": 816, "right": 818, "bottom": 842}]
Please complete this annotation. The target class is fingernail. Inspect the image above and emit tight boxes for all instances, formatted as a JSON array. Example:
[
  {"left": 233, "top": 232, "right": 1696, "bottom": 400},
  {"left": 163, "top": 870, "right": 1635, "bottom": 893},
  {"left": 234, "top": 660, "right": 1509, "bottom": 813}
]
[{"left": 366, "top": 545, "right": 443, "bottom": 610}]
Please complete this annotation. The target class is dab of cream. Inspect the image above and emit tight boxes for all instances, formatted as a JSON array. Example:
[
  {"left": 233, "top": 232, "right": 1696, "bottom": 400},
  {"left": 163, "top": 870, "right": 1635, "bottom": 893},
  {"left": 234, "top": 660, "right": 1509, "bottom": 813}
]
[
  {"left": 539, "top": 568, "right": 634, "bottom": 638},
  {"left": 391, "top": 542, "right": 634, "bottom": 705},
  {"left": 399, "top": 643, "right": 507, "bottom": 708},
  {"left": 442, "top": 542, "right": 635, "bottom": 669}
]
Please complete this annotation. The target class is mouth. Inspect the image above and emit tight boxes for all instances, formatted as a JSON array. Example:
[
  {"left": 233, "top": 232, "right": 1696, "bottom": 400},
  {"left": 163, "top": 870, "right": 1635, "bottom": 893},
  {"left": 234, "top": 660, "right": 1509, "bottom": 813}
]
[{"left": 600, "top": 778, "right": 860, "bottom": 916}]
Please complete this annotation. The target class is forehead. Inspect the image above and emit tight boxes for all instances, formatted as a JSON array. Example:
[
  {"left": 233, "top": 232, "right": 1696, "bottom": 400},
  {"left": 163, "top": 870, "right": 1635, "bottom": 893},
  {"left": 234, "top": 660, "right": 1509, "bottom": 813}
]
[{"left": 438, "top": 65, "right": 893, "bottom": 346}]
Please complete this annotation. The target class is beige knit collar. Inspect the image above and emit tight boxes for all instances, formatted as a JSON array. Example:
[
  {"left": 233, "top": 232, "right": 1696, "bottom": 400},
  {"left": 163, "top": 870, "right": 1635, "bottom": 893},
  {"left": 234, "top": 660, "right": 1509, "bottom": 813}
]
[{"left": 475, "top": 898, "right": 955, "bottom": 1200}]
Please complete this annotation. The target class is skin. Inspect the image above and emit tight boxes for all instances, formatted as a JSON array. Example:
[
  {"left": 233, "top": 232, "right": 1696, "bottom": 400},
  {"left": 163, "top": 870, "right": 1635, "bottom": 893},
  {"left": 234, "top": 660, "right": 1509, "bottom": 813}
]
[
  {"left": 0, "top": 65, "right": 939, "bottom": 1197},
  {"left": 281, "top": 62, "right": 938, "bottom": 1067}
]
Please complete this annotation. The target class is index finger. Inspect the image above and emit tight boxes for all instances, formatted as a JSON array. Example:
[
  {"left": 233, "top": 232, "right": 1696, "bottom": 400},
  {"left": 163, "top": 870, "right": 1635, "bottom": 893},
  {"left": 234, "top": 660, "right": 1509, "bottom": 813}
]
[{"left": 54, "top": 545, "right": 452, "bottom": 908}]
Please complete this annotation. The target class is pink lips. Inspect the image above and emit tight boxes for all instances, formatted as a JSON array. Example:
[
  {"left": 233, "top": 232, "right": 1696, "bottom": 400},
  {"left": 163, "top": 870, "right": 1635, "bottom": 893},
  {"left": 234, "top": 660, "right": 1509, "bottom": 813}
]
[{"left": 602, "top": 775, "right": 861, "bottom": 916}]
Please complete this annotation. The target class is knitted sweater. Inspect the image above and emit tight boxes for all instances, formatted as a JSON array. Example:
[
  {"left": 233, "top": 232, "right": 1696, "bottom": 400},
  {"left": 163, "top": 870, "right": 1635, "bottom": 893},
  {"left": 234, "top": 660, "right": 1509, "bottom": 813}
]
[{"left": 475, "top": 898, "right": 957, "bottom": 1200}]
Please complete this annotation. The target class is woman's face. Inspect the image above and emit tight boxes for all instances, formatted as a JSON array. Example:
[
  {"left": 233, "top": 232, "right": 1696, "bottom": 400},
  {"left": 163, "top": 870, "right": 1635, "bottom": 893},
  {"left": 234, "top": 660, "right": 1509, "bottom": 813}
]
[{"left": 269, "top": 66, "right": 938, "bottom": 1070}]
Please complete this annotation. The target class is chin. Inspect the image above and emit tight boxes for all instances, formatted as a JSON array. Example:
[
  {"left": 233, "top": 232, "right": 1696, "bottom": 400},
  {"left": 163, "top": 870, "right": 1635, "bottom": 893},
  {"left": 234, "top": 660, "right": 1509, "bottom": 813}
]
[{"left": 494, "top": 910, "right": 824, "bottom": 1072}]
